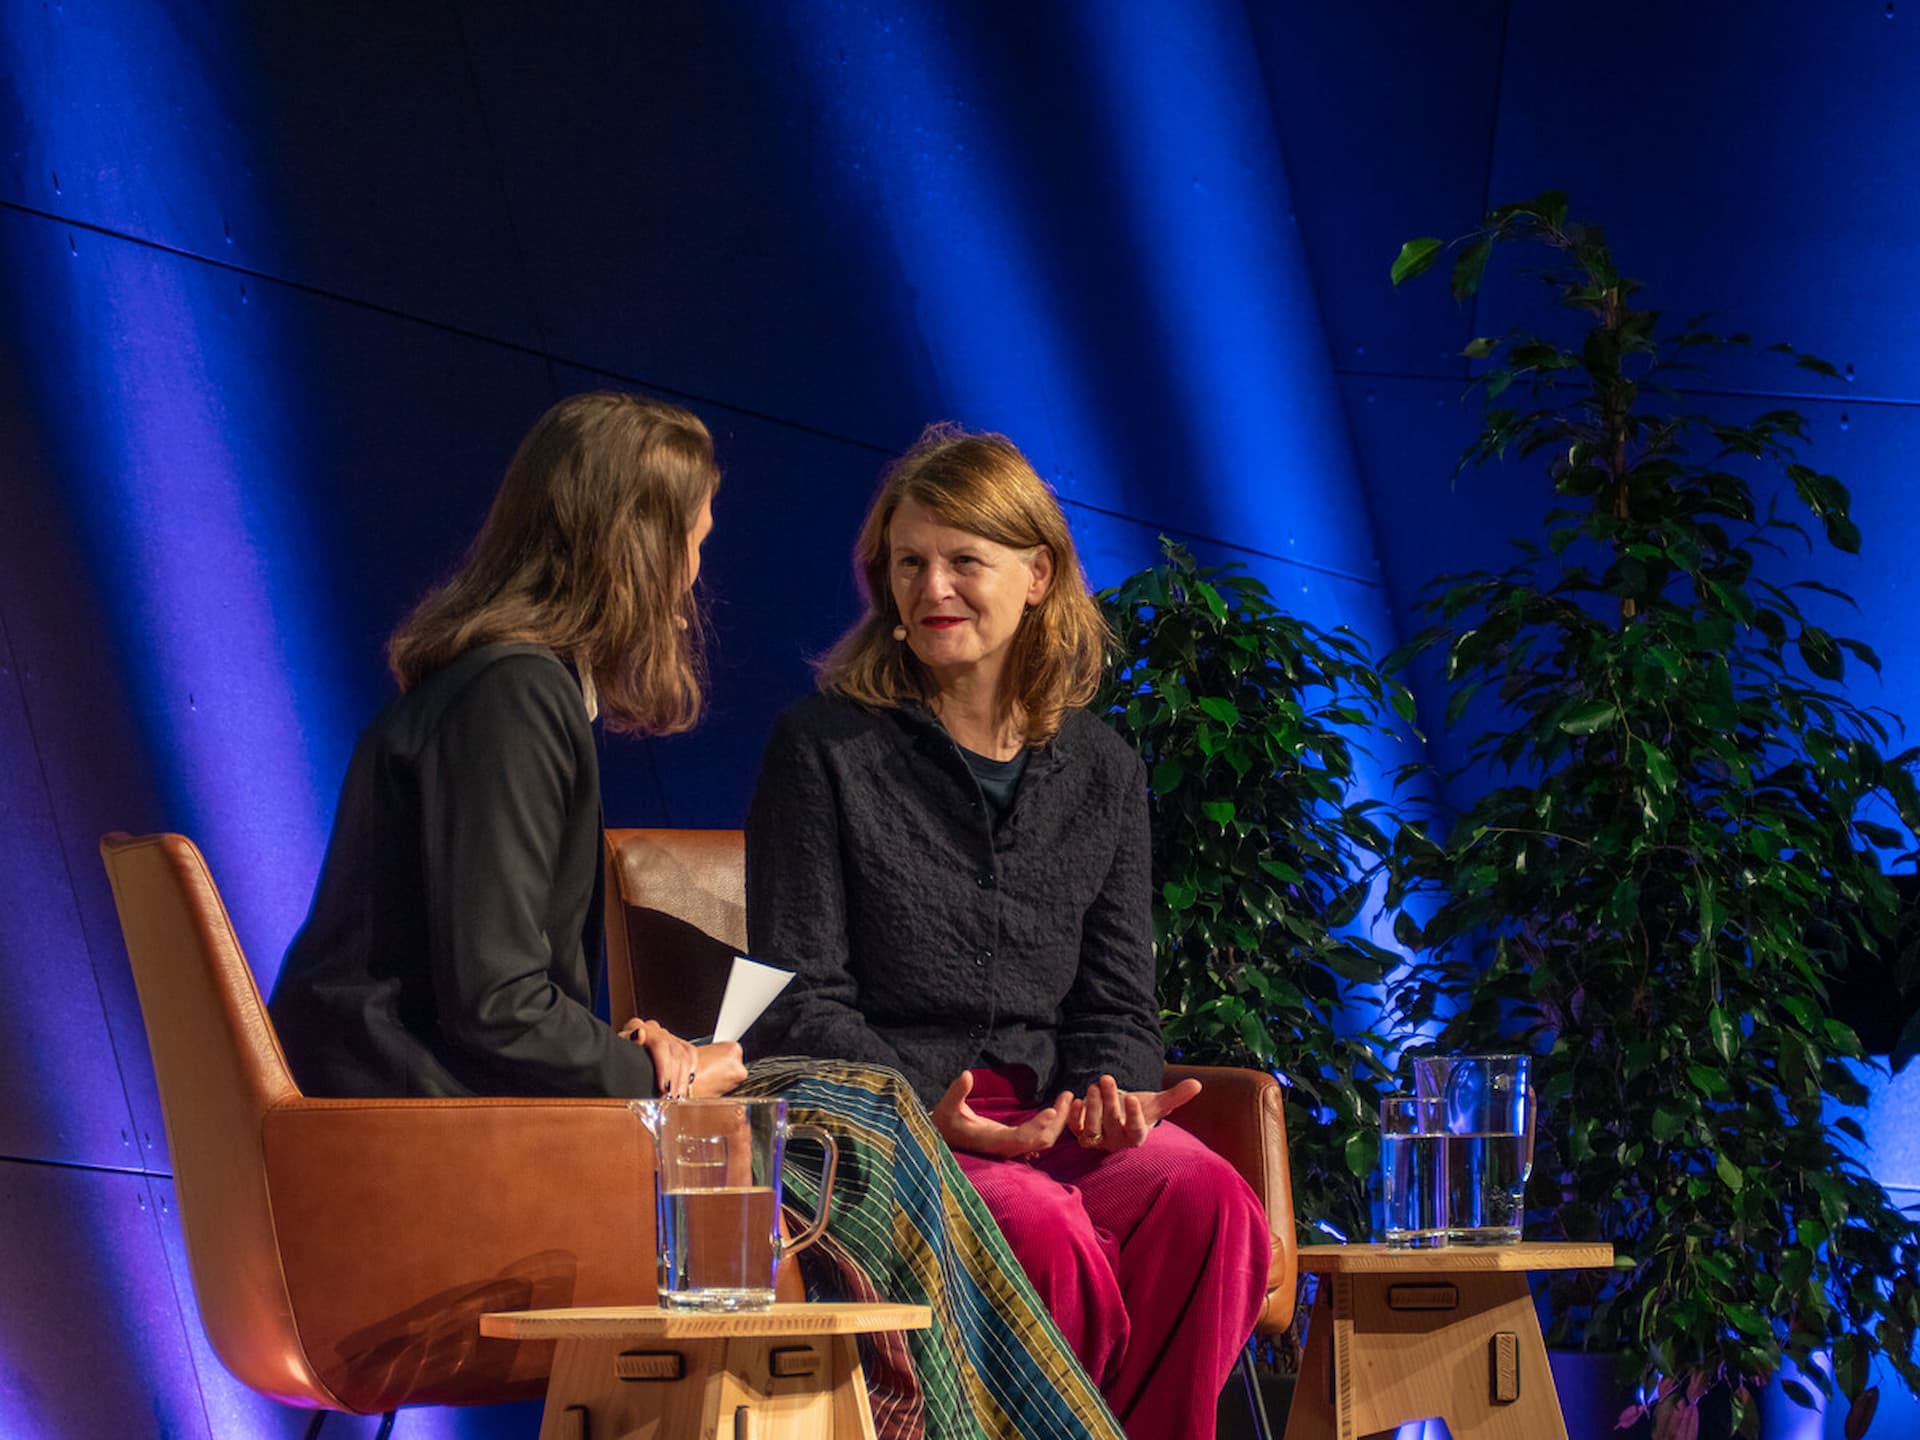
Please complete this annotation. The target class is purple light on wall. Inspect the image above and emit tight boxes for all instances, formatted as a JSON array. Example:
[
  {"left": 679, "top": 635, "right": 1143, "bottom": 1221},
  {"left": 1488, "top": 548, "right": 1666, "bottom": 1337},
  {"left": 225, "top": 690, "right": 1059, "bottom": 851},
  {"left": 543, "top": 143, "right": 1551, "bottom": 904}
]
[
  {"left": 1, "top": 5, "right": 347, "bottom": 982},
  {"left": 1057, "top": 0, "right": 1386, "bottom": 592},
  {"left": 52, "top": 240, "right": 336, "bottom": 965},
  {"left": 774, "top": 0, "right": 1124, "bottom": 495}
]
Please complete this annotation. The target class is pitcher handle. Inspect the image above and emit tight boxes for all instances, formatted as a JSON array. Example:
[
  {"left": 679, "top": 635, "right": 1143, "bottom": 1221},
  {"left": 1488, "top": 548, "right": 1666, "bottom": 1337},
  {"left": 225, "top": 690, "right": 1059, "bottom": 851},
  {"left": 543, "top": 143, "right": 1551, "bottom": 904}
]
[
  {"left": 1520, "top": 1081, "right": 1538, "bottom": 1180},
  {"left": 781, "top": 1122, "right": 839, "bottom": 1258}
]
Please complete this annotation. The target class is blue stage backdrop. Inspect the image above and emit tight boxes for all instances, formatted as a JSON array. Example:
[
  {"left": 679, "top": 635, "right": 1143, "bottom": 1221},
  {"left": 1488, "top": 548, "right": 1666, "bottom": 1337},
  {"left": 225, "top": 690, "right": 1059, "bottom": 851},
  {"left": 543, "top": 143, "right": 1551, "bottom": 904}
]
[{"left": 0, "top": 3, "right": 1914, "bottom": 1436}]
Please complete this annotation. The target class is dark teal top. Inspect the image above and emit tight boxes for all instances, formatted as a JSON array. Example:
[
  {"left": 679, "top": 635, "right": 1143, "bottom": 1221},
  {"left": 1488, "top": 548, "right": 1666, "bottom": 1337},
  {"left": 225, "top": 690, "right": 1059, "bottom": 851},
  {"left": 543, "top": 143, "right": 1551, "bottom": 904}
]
[{"left": 959, "top": 743, "right": 1030, "bottom": 822}]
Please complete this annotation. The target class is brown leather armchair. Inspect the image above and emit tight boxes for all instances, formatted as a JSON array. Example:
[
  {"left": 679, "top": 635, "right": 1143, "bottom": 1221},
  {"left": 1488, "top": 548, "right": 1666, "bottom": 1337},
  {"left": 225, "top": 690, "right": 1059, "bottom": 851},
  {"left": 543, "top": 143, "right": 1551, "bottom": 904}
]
[
  {"left": 99, "top": 832, "right": 657, "bottom": 1424},
  {"left": 602, "top": 827, "right": 1299, "bottom": 1344}
]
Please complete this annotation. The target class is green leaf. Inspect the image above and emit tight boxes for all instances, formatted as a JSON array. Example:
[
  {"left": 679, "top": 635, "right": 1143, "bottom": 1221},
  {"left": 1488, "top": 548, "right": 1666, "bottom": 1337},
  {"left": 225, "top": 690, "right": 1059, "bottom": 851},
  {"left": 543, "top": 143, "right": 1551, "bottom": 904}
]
[
  {"left": 1196, "top": 696, "right": 1241, "bottom": 727},
  {"left": 1325, "top": 878, "right": 1370, "bottom": 927},
  {"left": 1344, "top": 1127, "right": 1379, "bottom": 1178},
  {"left": 1687, "top": 1063, "right": 1731, "bottom": 1098},
  {"left": 1855, "top": 819, "right": 1904, "bottom": 849},
  {"left": 1839, "top": 637, "right": 1882, "bottom": 675},
  {"left": 1200, "top": 799, "right": 1236, "bottom": 827},
  {"left": 1799, "top": 626, "right": 1844, "bottom": 681},
  {"left": 1559, "top": 700, "right": 1617, "bottom": 735},
  {"left": 1461, "top": 336, "right": 1498, "bottom": 359},
  {"left": 1150, "top": 758, "right": 1185, "bottom": 795},
  {"left": 1451, "top": 234, "right": 1494, "bottom": 300},
  {"left": 1715, "top": 1151, "right": 1745, "bottom": 1191},
  {"left": 1709, "top": 1003, "right": 1737, "bottom": 1062},
  {"left": 1637, "top": 738, "right": 1678, "bottom": 792},
  {"left": 1391, "top": 236, "right": 1445, "bottom": 286}
]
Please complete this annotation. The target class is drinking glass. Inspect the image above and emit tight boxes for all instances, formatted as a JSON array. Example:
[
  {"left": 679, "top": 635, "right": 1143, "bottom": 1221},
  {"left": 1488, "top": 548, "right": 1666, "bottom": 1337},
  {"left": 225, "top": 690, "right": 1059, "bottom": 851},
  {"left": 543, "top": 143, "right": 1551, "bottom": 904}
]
[
  {"left": 1379, "top": 1095, "right": 1449, "bottom": 1249},
  {"left": 1412, "top": 1053, "right": 1534, "bottom": 1245},
  {"left": 630, "top": 1097, "right": 837, "bottom": 1309}
]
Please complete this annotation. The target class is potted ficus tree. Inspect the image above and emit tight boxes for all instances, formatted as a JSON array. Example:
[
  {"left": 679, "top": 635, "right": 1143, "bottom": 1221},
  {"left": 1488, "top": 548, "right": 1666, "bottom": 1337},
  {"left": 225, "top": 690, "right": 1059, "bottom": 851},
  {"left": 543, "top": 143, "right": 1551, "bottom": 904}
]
[
  {"left": 1097, "top": 539, "right": 1411, "bottom": 1248},
  {"left": 1386, "top": 194, "right": 1920, "bottom": 1439}
]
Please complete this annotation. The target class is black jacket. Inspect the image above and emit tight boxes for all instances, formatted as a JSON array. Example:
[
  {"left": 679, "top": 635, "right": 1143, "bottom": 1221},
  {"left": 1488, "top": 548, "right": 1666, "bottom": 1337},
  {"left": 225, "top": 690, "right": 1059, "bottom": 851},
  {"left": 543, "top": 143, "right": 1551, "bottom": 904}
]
[
  {"left": 269, "top": 643, "right": 658, "bottom": 1099},
  {"left": 745, "top": 692, "right": 1164, "bottom": 1107}
]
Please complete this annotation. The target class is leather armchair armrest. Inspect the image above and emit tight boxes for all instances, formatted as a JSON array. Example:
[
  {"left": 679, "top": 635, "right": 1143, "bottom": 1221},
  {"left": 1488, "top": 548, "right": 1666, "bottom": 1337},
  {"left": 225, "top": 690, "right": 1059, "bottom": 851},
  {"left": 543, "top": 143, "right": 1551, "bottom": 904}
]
[
  {"left": 1163, "top": 1064, "right": 1298, "bottom": 1334},
  {"left": 261, "top": 1097, "right": 653, "bottom": 1413}
]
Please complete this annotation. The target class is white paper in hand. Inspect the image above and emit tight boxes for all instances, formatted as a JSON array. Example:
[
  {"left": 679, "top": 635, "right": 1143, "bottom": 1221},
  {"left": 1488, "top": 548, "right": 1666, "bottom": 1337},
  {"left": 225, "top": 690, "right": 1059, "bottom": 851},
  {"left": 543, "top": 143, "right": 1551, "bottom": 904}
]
[{"left": 711, "top": 955, "right": 795, "bottom": 1044}]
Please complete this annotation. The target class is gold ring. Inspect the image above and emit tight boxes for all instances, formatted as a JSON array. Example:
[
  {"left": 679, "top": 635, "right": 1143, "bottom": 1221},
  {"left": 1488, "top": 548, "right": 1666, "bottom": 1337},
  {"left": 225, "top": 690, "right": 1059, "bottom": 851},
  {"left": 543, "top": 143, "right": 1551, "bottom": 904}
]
[{"left": 1080, "top": 1130, "right": 1103, "bottom": 1147}]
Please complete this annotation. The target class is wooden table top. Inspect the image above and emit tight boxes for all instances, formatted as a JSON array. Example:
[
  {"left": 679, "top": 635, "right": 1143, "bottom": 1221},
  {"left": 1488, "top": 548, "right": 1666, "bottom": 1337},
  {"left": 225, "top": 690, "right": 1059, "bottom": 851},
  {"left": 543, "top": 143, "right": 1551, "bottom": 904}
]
[
  {"left": 1296, "top": 1241, "right": 1615, "bottom": 1275},
  {"left": 480, "top": 1301, "right": 933, "bottom": 1341}
]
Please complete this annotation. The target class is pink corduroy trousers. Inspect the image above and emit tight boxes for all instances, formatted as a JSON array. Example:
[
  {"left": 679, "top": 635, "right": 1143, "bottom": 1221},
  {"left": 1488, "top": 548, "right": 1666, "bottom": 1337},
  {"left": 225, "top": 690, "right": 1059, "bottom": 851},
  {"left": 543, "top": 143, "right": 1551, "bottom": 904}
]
[{"left": 952, "top": 1069, "right": 1270, "bottom": 1440}]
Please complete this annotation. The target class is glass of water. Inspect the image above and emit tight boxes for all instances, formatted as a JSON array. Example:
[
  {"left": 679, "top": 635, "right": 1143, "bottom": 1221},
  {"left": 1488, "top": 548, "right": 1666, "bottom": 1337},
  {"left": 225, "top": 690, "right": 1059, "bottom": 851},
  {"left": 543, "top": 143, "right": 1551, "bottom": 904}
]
[
  {"left": 1379, "top": 1095, "right": 1448, "bottom": 1249},
  {"left": 1413, "top": 1053, "right": 1534, "bottom": 1245}
]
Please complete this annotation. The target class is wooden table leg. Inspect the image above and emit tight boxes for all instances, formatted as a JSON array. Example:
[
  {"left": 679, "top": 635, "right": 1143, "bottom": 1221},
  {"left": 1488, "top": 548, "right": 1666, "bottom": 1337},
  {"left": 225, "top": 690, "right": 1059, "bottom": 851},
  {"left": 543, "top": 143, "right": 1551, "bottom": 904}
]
[
  {"left": 829, "top": 1335, "right": 879, "bottom": 1440},
  {"left": 537, "top": 1332, "right": 870, "bottom": 1438},
  {"left": 1283, "top": 1278, "right": 1396, "bottom": 1440},
  {"left": 1283, "top": 1270, "right": 1571, "bottom": 1440}
]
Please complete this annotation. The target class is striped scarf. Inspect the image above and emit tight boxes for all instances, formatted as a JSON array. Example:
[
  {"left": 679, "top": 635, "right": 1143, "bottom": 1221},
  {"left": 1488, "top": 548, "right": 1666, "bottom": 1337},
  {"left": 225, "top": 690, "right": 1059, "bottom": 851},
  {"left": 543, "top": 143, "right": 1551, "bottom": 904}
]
[{"left": 740, "top": 1058, "right": 1125, "bottom": 1440}]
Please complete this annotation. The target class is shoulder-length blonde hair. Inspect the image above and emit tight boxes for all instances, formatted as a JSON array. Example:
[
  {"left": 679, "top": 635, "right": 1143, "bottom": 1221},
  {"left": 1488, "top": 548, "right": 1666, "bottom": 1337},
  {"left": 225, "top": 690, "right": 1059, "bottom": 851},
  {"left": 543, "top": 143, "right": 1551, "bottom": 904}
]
[
  {"left": 819, "top": 424, "right": 1108, "bottom": 743},
  {"left": 388, "top": 391, "right": 719, "bottom": 736}
]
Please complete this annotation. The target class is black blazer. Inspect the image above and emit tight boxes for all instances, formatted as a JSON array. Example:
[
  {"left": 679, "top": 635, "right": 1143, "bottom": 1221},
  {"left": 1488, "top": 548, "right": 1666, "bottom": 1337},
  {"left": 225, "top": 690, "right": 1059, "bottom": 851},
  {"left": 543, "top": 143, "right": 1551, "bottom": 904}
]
[
  {"left": 745, "top": 693, "right": 1164, "bottom": 1107},
  {"left": 269, "top": 643, "right": 658, "bottom": 1099}
]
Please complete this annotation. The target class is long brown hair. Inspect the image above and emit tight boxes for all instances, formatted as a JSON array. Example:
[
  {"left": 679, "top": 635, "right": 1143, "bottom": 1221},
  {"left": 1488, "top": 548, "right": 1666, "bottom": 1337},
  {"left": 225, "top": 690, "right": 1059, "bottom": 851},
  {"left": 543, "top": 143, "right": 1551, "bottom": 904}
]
[
  {"left": 819, "top": 424, "right": 1108, "bottom": 743},
  {"left": 387, "top": 391, "right": 719, "bottom": 735}
]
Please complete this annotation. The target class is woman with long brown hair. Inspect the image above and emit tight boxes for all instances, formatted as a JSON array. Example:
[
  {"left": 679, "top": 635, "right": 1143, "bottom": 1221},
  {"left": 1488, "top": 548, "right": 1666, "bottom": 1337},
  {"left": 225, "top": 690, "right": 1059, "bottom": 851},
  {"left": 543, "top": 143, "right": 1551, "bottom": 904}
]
[
  {"left": 272, "top": 394, "right": 1129, "bottom": 1440},
  {"left": 748, "top": 424, "right": 1270, "bottom": 1440},
  {"left": 272, "top": 391, "right": 737, "bottom": 1100}
]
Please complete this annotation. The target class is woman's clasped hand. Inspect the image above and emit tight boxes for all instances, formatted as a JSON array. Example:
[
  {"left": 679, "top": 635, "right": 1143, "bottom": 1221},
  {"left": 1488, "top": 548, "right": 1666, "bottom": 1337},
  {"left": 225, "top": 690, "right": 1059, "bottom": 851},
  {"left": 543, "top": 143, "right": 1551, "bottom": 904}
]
[
  {"left": 616, "top": 1018, "right": 747, "bottom": 1099},
  {"left": 930, "top": 1069, "right": 1204, "bottom": 1158}
]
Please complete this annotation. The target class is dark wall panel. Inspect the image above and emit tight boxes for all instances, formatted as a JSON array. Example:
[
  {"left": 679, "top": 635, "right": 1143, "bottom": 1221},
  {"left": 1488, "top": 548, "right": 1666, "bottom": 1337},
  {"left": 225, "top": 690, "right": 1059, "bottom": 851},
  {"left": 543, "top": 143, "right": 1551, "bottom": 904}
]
[
  {"left": 1249, "top": 0, "right": 1510, "bottom": 381},
  {"left": 468, "top": 1, "right": 1392, "bottom": 602},
  {"left": 459, "top": 0, "right": 934, "bottom": 447},
  {"left": 1485, "top": 0, "right": 1920, "bottom": 401},
  {"left": 0, "top": 1, "right": 540, "bottom": 347}
]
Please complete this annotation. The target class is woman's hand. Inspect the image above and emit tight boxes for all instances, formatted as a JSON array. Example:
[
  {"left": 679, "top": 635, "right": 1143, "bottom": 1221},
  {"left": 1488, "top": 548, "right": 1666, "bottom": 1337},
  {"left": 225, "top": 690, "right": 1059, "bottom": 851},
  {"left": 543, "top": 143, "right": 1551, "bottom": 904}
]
[
  {"left": 931, "top": 1071, "right": 1074, "bottom": 1159},
  {"left": 619, "top": 1017, "right": 700, "bottom": 1099},
  {"left": 689, "top": 1041, "right": 748, "bottom": 1098},
  {"left": 1069, "top": 1073, "right": 1202, "bottom": 1152}
]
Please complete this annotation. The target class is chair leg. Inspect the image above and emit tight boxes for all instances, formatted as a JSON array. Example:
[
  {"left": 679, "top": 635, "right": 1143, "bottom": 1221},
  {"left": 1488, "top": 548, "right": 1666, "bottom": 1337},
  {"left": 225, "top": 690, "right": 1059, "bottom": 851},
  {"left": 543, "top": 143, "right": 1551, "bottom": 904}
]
[
  {"left": 372, "top": 1414, "right": 396, "bottom": 1440},
  {"left": 1237, "top": 1340, "right": 1276, "bottom": 1440},
  {"left": 301, "top": 1414, "right": 328, "bottom": 1440}
]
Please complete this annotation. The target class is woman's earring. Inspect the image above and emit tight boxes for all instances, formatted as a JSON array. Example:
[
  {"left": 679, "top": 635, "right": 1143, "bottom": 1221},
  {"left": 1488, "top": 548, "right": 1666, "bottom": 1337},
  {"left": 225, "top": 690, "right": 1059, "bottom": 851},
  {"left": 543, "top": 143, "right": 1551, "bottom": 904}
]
[{"left": 892, "top": 623, "right": 908, "bottom": 641}]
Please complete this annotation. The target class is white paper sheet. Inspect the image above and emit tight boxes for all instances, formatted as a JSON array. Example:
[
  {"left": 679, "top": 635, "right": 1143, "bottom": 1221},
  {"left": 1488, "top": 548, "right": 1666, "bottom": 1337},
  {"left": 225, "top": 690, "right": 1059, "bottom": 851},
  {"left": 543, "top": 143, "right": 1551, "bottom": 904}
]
[{"left": 711, "top": 955, "right": 795, "bottom": 1044}]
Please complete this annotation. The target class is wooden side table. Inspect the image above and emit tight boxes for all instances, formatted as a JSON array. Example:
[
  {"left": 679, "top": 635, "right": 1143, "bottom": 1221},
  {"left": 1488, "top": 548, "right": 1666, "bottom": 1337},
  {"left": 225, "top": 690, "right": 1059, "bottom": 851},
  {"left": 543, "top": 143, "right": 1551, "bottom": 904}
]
[
  {"left": 481, "top": 1301, "right": 932, "bottom": 1440},
  {"left": 1282, "top": 1241, "right": 1614, "bottom": 1440}
]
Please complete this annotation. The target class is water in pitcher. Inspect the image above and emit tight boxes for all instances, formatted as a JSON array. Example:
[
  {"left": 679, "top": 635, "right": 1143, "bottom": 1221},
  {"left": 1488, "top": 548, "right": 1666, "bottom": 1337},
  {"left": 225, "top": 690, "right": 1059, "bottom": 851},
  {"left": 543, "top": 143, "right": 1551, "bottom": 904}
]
[
  {"left": 659, "top": 1184, "right": 779, "bottom": 1309},
  {"left": 1445, "top": 1132, "right": 1529, "bottom": 1244}
]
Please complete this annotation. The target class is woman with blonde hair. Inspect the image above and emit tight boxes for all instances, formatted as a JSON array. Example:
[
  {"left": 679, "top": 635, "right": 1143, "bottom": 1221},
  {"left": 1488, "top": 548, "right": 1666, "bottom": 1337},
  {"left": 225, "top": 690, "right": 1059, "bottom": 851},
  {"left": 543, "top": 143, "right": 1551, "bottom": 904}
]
[
  {"left": 272, "top": 395, "right": 1127, "bottom": 1440},
  {"left": 748, "top": 425, "right": 1270, "bottom": 1439}
]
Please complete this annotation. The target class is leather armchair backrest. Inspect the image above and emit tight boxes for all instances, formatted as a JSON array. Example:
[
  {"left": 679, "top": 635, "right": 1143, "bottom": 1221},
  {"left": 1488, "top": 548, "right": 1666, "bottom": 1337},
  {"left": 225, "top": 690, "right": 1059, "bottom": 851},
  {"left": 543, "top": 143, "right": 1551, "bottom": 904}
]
[
  {"left": 604, "top": 827, "right": 746, "bottom": 1042},
  {"left": 98, "top": 832, "right": 331, "bottom": 1407}
]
